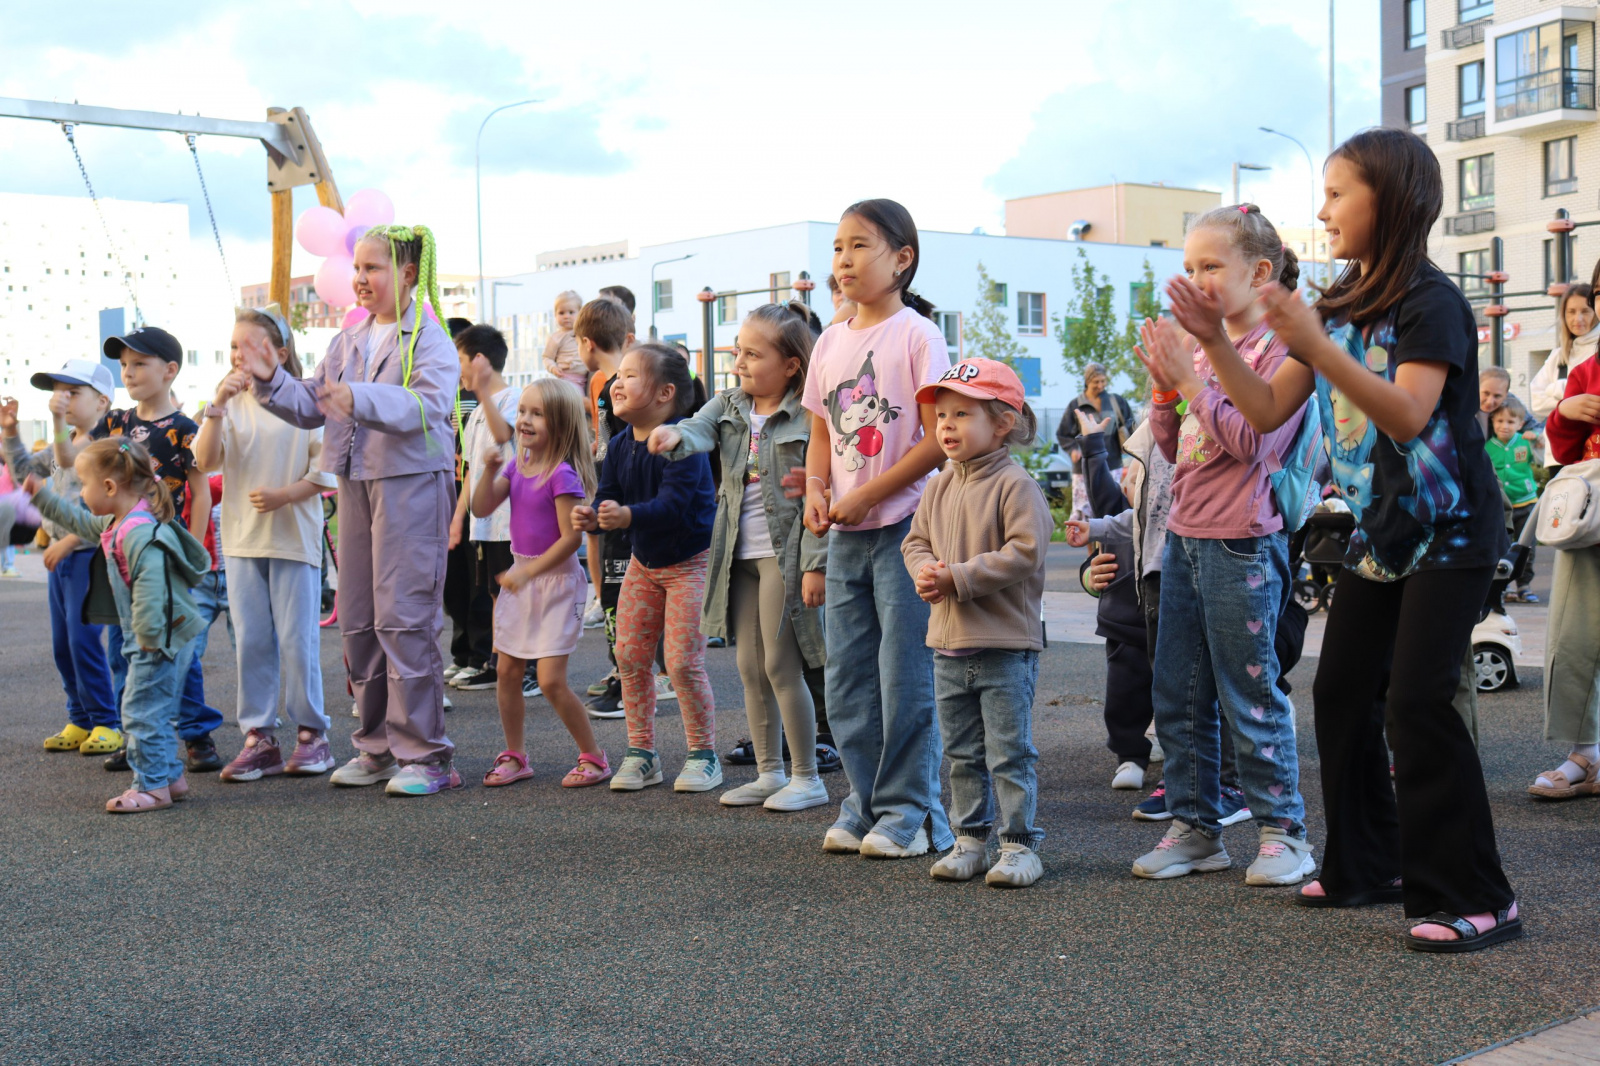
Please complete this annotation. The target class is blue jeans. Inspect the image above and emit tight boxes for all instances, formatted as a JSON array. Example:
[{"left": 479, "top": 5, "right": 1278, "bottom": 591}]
[
  {"left": 48, "top": 549, "right": 117, "bottom": 730},
  {"left": 122, "top": 640, "right": 197, "bottom": 790},
  {"left": 109, "top": 569, "right": 229, "bottom": 740},
  {"left": 825, "top": 516, "right": 953, "bottom": 850},
  {"left": 935, "top": 649, "right": 1042, "bottom": 847},
  {"left": 1153, "top": 531, "right": 1305, "bottom": 838}
]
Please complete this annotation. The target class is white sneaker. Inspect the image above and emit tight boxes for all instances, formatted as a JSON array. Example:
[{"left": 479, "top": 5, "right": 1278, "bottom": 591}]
[
  {"left": 823, "top": 826, "right": 863, "bottom": 853},
  {"left": 443, "top": 663, "right": 466, "bottom": 681},
  {"left": 0, "top": 568, "right": 18, "bottom": 578},
  {"left": 860, "top": 826, "right": 929, "bottom": 859},
  {"left": 673, "top": 750, "right": 723, "bottom": 792},
  {"left": 986, "top": 843, "right": 1043, "bottom": 888},
  {"left": 1244, "top": 826, "right": 1316, "bottom": 886},
  {"left": 654, "top": 673, "right": 678, "bottom": 702},
  {"left": 442, "top": 692, "right": 452, "bottom": 711},
  {"left": 582, "top": 599, "right": 605, "bottom": 629},
  {"left": 1148, "top": 734, "right": 1165, "bottom": 763},
  {"left": 764, "top": 775, "right": 828, "bottom": 812},
  {"left": 329, "top": 752, "right": 398, "bottom": 787},
  {"left": 609, "top": 748, "right": 663, "bottom": 791},
  {"left": 720, "top": 772, "right": 786, "bottom": 806},
  {"left": 350, "top": 701, "right": 359, "bottom": 718},
  {"left": 930, "top": 835, "right": 991, "bottom": 881},
  {"left": 1112, "top": 760, "right": 1145, "bottom": 790}
]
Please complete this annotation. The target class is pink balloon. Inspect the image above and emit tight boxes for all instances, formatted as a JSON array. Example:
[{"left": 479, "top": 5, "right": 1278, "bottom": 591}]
[
  {"left": 342, "top": 189, "right": 395, "bottom": 232},
  {"left": 422, "top": 303, "right": 439, "bottom": 323},
  {"left": 315, "top": 255, "right": 357, "bottom": 309},
  {"left": 295, "top": 206, "right": 347, "bottom": 257},
  {"left": 342, "top": 306, "right": 370, "bottom": 330}
]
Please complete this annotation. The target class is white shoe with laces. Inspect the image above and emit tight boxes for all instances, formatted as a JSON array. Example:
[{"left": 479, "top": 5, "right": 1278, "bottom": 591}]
[
  {"left": 986, "top": 843, "right": 1043, "bottom": 887},
  {"left": 930, "top": 835, "right": 990, "bottom": 881}
]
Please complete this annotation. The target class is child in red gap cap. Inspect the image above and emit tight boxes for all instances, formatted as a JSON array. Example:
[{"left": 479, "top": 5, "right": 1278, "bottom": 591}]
[{"left": 901, "top": 358, "right": 1053, "bottom": 887}]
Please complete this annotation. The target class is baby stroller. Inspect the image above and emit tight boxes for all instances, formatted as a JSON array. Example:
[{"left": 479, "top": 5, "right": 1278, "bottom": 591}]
[
  {"left": 1470, "top": 513, "right": 1538, "bottom": 693},
  {"left": 1292, "top": 507, "right": 1354, "bottom": 614}
]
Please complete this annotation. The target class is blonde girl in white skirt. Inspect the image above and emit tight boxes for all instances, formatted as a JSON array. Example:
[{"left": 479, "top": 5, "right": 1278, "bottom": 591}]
[{"left": 471, "top": 378, "right": 611, "bottom": 787}]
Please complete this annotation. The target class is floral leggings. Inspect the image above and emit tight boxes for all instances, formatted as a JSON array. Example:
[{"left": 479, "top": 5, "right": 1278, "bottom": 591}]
[{"left": 615, "top": 550, "right": 715, "bottom": 752}]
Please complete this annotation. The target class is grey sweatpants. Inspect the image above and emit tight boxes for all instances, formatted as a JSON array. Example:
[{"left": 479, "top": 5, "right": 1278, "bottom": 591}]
[
  {"left": 1544, "top": 545, "right": 1600, "bottom": 745},
  {"left": 730, "top": 556, "right": 817, "bottom": 777},
  {"left": 339, "top": 471, "right": 454, "bottom": 764}
]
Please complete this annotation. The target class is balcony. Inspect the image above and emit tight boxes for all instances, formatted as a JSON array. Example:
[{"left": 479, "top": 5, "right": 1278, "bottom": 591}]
[
  {"left": 1447, "top": 115, "right": 1486, "bottom": 140},
  {"left": 1444, "top": 210, "right": 1496, "bottom": 236},
  {"left": 1496, "top": 68, "right": 1596, "bottom": 121},
  {"left": 1444, "top": 21, "right": 1490, "bottom": 50}
]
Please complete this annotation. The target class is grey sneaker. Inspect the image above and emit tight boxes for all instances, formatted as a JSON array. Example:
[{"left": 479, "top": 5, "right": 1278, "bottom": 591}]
[
  {"left": 329, "top": 751, "right": 398, "bottom": 787},
  {"left": 1244, "top": 826, "right": 1316, "bottom": 886},
  {"left": 986, "top": 843, "right": 1043, "bottom": 888},
  {"left": 673, "top": 750, "right": 723, "bottom": 793},
  {"left": 610, "top": 747, "right": 663, "bottom": 791},
  {"left": 930, "top": 835, "right": 991, "bottom": 881},
  {"left": 1131, "top": 822, "right": 1231, "bottom": 879}
]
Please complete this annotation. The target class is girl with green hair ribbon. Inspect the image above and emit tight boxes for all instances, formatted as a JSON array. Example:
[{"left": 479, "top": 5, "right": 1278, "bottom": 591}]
[{"left": 240, "top": 222, "right": 465, "bottom": 795}]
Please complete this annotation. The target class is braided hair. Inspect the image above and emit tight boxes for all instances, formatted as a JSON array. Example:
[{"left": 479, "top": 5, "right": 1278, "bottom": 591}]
[{"left": 360, "top": 224, "right": 443, "bottom": 444}]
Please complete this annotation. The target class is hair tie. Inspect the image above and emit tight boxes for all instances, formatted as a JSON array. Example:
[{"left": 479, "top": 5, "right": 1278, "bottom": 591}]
[
  {"left": 1238, "top": 205, "right": 1251, "bottom": 213},
  {"left": 118, "top": 441, "right": 130, "bottom": 453}
]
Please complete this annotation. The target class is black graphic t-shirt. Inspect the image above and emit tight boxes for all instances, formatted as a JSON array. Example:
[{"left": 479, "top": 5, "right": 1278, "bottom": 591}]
[{"left": 93, "top": 408, "right": 200, "bottom": 511}]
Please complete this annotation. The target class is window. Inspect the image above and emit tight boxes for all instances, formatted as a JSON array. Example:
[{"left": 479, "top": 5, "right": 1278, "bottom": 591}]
[
  {"left": 1496, "top": 22, "right": 1595, "bottom": 121},
  {"left": 1460, "top": 154, "right": 1495, "bottom": 210},
  {"left": 1406, "top": 84, "right": 1427, "bottom": 129},
  {"left": 769, "top": 271, "right": 791, "bottom": 303},
  {"left": 1406, "top": 0, "right": 1425, "bottom": 49},
  {"left": 653, "top": 278, "right": 673, "bottom": 313},
  {"left": 1460, "top": 61, "right": 1485, "bottom": 117},
  {"left": 934, "top": 311, "right": 961, "bottom": 352},
  {"left": 990, "top": 281, "right": 1008, "bottom": 306},
  {"left": 1460, "top": 0, "right": 1492, "bottom": 20},
  {"left": 1014, "top": 357, "right": 1042, "bottom": 398},
  {"left": 1545, "top": 136, "right": 1577, "bottom": 196},
  {"left": 1544, "top": 235, "right": 1581, "bottom": 287},
  {"left": 1460, "top": 249, "right": 1492, "bottom": 296},
  {"left": 1017, "top": 292, "right": 1045, "bottom": 335},
  {"left": 1129, "top": 281, "right": 1155, "bottom": 317},
  {"left": 717, "top": 291, "right": 737, "bottom": 325},
  {"left": 186, "top": 350, "right": 198, "bottom": 366},
  {"left": 215, "top": 351, "right": 225, "bottom": 365}
]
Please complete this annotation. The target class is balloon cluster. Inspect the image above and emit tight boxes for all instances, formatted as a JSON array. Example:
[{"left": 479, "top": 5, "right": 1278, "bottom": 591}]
[{"left": 294, "top": 189, "right": 395, "bottom": 330}]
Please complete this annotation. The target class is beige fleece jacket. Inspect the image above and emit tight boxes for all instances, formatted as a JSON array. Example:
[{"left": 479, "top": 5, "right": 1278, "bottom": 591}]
[{"left": 902, "top": 446, "right": 1052, "bottom": 652}]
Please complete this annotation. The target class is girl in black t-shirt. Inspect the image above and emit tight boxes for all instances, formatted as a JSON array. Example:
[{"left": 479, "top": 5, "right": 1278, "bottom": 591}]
[{"left": 1151, "top": 128, "right": 1519, "bottom": 954}]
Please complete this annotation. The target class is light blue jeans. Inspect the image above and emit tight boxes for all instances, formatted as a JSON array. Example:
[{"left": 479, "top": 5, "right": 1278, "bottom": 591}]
[
  {"left": 935, "top": 649, "right": 1042, "bottom": 847},
  {"left": 1153, "top": 531, "right": 1305, "bottom": 839},
  {"left": 109, "top": 569, "right": 228, "bottom": 740},
  {"left": 227, "top": 556, "right": 329, "bottom": 735},
  {"left": 825, "top": 516, "right": 953, "bottom": 851},
  {"left": 122, "top": 643, "right": 196, "bottom": 790}
]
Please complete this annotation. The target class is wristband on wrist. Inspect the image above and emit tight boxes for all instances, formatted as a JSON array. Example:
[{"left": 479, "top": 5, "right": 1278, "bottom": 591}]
[
  {"left": 806, "top": 476, "right": 826, "bottom": 487},
  {"left": 1152, "top": 388, "right": 1180, "bottom": 404}
]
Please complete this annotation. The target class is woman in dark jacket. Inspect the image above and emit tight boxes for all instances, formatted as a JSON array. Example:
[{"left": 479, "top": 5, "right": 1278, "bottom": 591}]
[{"left": 1055, "top": 362, "right": 1135, "bottom": 517}]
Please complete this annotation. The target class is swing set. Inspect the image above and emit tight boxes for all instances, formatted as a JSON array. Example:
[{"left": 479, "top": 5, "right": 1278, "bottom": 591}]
[{"left": 0, "top": 97, "right": 342, "bottom": 319}]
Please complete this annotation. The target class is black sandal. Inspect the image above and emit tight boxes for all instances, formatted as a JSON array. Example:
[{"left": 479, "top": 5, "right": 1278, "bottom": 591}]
[
  {"left": 1295, "top": 878, "right": 1403, "bottom": 909},
  {"left": 1404, "top": 906, "right": 1523, "bottom": 954}
]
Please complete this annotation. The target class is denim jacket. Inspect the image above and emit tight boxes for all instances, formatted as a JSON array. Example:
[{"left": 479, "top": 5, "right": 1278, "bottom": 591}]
[{"left": 665, "top": 387, "right": 826, "bottom": 668}]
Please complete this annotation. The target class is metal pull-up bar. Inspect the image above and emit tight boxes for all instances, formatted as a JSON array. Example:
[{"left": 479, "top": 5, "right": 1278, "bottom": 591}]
[{"left": 0, "top": 96, "right": 302, "bottom": 164}]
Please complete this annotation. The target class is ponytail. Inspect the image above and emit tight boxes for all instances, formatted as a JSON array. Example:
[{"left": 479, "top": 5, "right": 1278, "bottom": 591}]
[
  {"left": 78, "top": 437, "right": 177, "bottom": 523},
  {"left": 1188, "top": 203, "right": 1298, "bottom": 292}
]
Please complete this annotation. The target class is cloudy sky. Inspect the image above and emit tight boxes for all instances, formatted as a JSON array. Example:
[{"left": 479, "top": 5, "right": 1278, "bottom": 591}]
[{"left": 0, "top": 0, "right": 1378, "bottom": 286}]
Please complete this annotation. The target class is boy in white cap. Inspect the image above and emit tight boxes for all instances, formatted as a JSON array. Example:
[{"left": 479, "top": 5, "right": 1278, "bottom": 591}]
[{"left": 0, "top": 359, "right": 122, "bottom": 755}]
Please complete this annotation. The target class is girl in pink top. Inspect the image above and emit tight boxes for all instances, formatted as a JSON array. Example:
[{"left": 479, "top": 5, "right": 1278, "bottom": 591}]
[
  {"left": 1130, "top": 204, "right": 1313, "bottom": 888},
  {"left": 798, "top": 199, "right": 954, "bottom": 859},
  {"left": 471, "top": 377, "right": 611, "bottom": 788}
]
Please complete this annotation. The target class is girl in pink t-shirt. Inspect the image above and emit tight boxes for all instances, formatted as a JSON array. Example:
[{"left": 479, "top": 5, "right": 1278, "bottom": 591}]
[
  {"left": 471, "top": 378, "right": 611, "bottom": 787},
  {"left": 798, "top": 199, "right": 954, "bottom": 859}
]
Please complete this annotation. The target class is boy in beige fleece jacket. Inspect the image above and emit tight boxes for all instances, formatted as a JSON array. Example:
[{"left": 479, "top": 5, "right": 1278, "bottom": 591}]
[{"left": 902, "top": 358, "right": 1053, "bottom": 888}]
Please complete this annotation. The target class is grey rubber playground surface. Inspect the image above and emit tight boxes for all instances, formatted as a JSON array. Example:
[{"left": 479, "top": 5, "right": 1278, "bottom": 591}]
[{"left": 0, "top": 563, "right": 1594, "bottom": 1066}]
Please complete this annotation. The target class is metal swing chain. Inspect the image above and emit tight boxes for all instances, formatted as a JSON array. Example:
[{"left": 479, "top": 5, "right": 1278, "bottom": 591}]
[
  {"left": 60, "top": 122, "right": 143, "bottom": 325},
  {"left": 185, "top": 133, "right": 235, "bottom": 304}
]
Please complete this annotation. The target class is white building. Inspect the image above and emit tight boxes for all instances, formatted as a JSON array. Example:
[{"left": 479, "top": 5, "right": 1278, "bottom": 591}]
[
  {"left": 0, "top": 191, "right": 238, "bottom": 431},
  {"left": 489, "top": 221, "right": 1184, "bottom": 422}
]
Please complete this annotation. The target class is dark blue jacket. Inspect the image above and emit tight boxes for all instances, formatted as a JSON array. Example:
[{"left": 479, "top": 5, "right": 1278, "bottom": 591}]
[{"left": 595, "top": 419, "right": 714, "bottom": 569}]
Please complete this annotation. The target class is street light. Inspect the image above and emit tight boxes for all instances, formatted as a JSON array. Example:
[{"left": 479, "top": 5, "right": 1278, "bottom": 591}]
[
  {"left": 476, "top": 98, "right": 542, "bottom": 323},
  {"left": 1232, "top": 162, "right": 1271, "bottom": 205},
  {"left": 648, "top": 252, "right": 695, "bottom": 340},
  {"left": 1260, "top": 126, "right": 1320, "bottom": 285}
]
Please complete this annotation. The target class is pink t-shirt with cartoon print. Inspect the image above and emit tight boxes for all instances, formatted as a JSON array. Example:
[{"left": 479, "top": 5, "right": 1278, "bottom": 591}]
[{"left": 802, "top": 307, "right": 950, "bottom": 531}]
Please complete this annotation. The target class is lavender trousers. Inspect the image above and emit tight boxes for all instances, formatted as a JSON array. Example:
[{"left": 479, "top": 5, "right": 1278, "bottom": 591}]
[{"left": 339, "top": 471, "right": 454, "bottom": 764}]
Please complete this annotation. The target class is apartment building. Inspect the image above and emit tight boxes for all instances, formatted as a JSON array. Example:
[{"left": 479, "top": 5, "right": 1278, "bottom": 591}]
[
  {"left": 1003, "top": 183, "right": 1221, "bottom": 248},
  {"left": 1384, "top": 0, "right": 1598, "bottom": 392}
]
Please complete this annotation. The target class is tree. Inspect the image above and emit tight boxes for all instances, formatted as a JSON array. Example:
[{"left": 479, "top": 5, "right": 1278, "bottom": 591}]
[
  {"left": 1119, "top": 258, "right": 1164, "bottom": 395},
  {"left": 964, "top": 261, "right": 1028, "bottom": 369},
  {"left": 1054, "top": 247, "right": 1122, "bottom": 393},
  {"left": 289, "top": 302, "right": 309, "bottom": 335}
]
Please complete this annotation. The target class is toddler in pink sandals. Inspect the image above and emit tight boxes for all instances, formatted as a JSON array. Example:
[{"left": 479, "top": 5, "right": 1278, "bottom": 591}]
[{"left": 470, "top": 377, "right": 610, "bottom": 789}]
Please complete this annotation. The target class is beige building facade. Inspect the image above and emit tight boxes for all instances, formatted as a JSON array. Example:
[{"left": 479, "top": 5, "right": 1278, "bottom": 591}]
[
  {"left": 1386, "top": 0, "right": 1600, "bottom": 393},
  {"left": 1004, "top": 183, "right": 1221, "bottom": 248}
]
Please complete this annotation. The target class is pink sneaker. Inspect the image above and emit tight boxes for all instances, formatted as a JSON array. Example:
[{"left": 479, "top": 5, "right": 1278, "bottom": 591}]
[
  {"left": 219, "top": 730, "right": 285, "bottom": 782},
  {"left": 285, "top": 730, "right": 335, "bottom": 775},
  {"left": 483, "top": 750, "right": 534, "bottom": 787}
]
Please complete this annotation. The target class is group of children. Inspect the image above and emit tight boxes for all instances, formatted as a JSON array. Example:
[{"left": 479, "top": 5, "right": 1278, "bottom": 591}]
[{"left": 14, "top": 126, "right": 1596, "bottom": 954}]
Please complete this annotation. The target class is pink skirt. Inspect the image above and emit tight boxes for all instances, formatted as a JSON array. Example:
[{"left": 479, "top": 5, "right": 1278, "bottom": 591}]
[{"left": 493, "top": 553, "right": 586, "bottom": 660}]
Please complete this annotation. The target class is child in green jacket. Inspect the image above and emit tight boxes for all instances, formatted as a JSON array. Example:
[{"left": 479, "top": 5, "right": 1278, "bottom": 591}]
[{"left": 1488, "top": 400, "right": 1540, "bottom": 601}]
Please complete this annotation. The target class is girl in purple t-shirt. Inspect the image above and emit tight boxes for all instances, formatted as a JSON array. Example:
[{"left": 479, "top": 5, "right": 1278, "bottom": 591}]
[{"left": 471, "top": 378, "right": 611, "bottom": 788}]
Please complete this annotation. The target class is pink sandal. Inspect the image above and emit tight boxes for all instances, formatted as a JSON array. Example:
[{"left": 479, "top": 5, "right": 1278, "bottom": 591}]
[
  {"left": 562, "top": 752, "right": 612, "bottom": 788},
  {"left": 483, "top": 750, "right": 534, "bottom": 787},
  {"left": 105, "top": 786, "right": 173, "bottom": 813}
]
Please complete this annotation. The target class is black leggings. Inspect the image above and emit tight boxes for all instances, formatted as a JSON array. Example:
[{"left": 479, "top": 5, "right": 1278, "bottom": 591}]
[{"left": 1313, "top": 565, "right": 1514, "bottom": 918}]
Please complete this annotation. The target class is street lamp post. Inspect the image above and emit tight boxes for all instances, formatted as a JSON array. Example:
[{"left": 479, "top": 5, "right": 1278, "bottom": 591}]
[
  {"left": 1260, "top": 126, "right": 1320, "bottom": 286},
  {"left": 476, "top": 99, "right": 541, "bottom": 323},
  {"left": 648, "top": 252, "right": 696, "bottom": 340},
  {"left": 1232, "top": 162, "right": 1271, "bottom": 205}
]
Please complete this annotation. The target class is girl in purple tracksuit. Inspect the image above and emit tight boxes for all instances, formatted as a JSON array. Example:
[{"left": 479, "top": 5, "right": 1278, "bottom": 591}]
[{"left": 242, "top": 224, "right": 462, "bottom": 796}]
